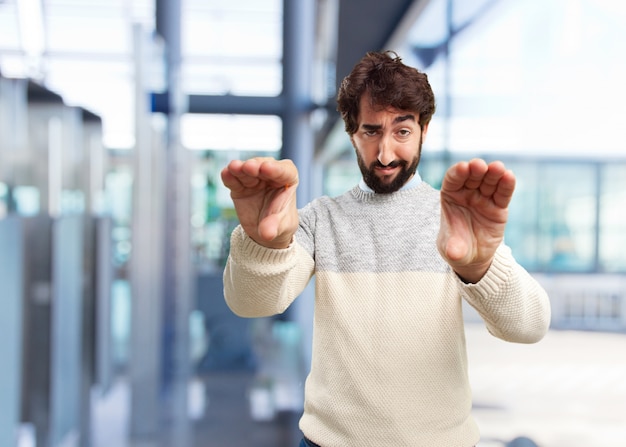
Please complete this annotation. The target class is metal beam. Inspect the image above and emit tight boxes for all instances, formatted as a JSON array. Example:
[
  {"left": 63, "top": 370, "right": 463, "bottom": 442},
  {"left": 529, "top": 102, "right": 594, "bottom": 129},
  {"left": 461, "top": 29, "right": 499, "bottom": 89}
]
[{"left": 151, "top": 92, "right": 285, "bottom": 116}]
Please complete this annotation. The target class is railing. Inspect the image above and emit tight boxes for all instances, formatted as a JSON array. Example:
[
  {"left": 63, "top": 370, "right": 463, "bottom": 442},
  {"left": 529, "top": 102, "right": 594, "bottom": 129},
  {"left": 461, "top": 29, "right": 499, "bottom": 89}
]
[{"left": 535, "top": 274, "right": 626, "bottom": 332}]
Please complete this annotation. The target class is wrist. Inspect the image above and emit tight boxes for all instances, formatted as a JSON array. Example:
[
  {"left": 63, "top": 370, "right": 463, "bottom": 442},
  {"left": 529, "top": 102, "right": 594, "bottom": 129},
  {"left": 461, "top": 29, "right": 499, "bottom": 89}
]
[
  {"left": 453, "top": 260, "right": 492, "bottom": 284},
  {"left": 250, "top": 234, "right": 293, "bottom": 250}
]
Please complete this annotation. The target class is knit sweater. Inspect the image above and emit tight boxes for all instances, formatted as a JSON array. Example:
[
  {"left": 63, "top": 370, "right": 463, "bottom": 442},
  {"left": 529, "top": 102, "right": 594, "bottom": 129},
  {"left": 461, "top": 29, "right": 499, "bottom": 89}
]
[{"left": 223, "top": 181, "right": 551, "bottom": 447}]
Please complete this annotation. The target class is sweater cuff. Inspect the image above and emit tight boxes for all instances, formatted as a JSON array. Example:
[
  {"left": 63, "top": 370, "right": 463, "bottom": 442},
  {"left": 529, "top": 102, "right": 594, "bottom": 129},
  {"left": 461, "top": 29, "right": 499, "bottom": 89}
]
[
  {"left": 231, "top": 225, "right": 296, "bottom": 268},
  {"left": 459, "top": 245, "right": 513, "bottom": 297}
]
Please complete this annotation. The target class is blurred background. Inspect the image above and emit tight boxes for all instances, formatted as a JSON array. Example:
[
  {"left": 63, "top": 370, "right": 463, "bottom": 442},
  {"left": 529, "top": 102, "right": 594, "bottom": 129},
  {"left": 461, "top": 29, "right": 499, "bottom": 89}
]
[{"left": 1, "top": 0, "right": 625, "bottom": 446}]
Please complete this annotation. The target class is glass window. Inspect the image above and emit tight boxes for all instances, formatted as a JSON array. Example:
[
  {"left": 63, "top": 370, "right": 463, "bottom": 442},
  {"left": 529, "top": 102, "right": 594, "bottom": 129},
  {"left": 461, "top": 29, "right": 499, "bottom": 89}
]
[
  {"left": 182, "top": 0, "right": 282, "bottom": 97},
  {"left": 503, "top": 161, "right": 601, "bottom": 272},
  {"left": 503, "top": 161, "right": 540, "bottom": 271},
  {"left": 401, "top": 0, "right": 626, "bottom": 160},
  {"left": 538, "top": 164, "right": 597, "bottom": 272},
  {"left": 599, "top": 163, "right": 626, "bottom": 272}
]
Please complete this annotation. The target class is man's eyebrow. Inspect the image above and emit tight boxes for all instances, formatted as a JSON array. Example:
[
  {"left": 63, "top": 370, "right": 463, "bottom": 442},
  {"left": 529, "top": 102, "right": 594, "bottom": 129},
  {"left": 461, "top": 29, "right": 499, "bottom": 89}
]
[
  {"left": 359, "top": 114, "right": 417, "bottom": 131},
  {"left": 394, "top": 114, "right": 416, "bottom": 124},
  {"left": 361, "top": 123, "right": 382, "bottom": 131},
  {"left": 360, "top": 114, "right": 416, "bottom": 130}
]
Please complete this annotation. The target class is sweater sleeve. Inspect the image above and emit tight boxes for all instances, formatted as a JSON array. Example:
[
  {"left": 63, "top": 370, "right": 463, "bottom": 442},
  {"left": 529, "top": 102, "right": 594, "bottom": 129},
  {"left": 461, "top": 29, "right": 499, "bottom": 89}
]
[
  {"left": 223, "top": 225, "right": 315, "bottom": 318},
  {"left": 459, "top": 244, "right": 551, "bottom": 343}
]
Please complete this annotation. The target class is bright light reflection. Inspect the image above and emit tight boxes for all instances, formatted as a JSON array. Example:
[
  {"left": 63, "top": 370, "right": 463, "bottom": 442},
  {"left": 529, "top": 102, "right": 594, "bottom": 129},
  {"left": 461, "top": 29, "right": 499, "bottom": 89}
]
[
  {"left": 402, "top": 0, "right": 626, "bottom": 158},
  {"left": 181, "top": 114, "right": 282, "bottom": 151}
]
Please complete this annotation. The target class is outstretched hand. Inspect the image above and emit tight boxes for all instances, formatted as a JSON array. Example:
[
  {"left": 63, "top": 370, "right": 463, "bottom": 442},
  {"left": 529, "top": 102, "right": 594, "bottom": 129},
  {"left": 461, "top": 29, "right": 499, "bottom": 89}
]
[
  {"left": 437, "top": 158, "right": 515, "bottom": 283},
  {"left": 221, "top": 157, "right": 299, "bottom": 249}
]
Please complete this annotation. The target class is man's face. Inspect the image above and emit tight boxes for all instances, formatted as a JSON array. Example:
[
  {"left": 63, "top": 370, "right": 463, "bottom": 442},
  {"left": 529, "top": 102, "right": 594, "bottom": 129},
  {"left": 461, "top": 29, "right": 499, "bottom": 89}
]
[{"left": 352, "top": 95, "right": 428, "bottom": 194}]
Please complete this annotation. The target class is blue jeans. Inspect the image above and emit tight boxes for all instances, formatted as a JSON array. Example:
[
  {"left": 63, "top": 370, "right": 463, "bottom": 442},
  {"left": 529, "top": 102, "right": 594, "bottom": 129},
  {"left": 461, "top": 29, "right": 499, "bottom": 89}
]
[
  {"left": 299, "top": 438, "right": 475, "bottom": 446},
  {"left": 299, "top": 438, "right": 320, "bottom": 447}
]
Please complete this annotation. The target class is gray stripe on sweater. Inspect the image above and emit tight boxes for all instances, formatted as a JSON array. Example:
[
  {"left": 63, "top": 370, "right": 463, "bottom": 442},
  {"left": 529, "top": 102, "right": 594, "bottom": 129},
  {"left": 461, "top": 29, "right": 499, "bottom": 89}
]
[{"left": 296, "top": 182, "right": 451, "bottom": 274}]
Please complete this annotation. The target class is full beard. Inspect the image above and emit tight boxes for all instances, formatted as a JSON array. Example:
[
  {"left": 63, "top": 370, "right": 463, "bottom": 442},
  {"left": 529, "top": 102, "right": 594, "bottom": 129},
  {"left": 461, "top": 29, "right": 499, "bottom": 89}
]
[{"left": 356, "top": 152, "right": 421, "bottom": 194}]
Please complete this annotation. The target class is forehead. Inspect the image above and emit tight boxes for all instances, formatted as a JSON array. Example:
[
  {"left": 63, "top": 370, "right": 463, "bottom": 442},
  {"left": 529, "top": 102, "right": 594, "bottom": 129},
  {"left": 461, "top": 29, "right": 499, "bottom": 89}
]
[{"left": 358, "top": 95, "right": 417, "bottom": 125}]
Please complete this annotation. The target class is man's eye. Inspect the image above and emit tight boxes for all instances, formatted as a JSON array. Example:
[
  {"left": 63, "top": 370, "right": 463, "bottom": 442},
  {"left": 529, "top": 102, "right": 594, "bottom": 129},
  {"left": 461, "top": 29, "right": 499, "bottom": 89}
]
[{"left": 398, "top": 129, "right": 411, "bottom": 137}]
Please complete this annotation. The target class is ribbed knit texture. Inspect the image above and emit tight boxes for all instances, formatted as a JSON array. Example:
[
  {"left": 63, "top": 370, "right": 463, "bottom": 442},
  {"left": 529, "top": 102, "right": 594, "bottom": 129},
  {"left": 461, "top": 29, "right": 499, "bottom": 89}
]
[{"left": 224, "top": 182, "right": 551, "bottom": 447}]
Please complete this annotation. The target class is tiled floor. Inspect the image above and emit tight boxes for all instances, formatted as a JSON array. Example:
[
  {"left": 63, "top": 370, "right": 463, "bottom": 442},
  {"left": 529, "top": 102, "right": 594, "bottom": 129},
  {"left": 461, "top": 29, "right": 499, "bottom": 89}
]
[
  {"left": 195, "top": 371, "right": 302, "bottom": 447},
  {"left": 91, "top": 325, "right": 626, "bottom": 447},
  {"left": 466, "top": 325, "right": 626, "bottom": 447},
  {"left": 91, "top": 371, "right": 302, "bottom": 447}
]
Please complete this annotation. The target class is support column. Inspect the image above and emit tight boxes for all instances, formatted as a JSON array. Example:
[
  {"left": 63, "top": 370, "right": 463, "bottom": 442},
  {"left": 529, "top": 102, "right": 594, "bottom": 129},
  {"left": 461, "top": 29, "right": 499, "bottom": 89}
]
[
  {"left": 156, "top": 0, "right": 194, "bottom": 445},
  {"left": 281, "top": 0, "right": 317, "bottom": 419},
  {"left": 0, "top": 217, "right": 24, "bottom": 447},
  {"left": 282, "top": 0, "right": 316, "bottom": 208},
  {"left": 129, "top": 23, "right": 163, "bottom": 439}
]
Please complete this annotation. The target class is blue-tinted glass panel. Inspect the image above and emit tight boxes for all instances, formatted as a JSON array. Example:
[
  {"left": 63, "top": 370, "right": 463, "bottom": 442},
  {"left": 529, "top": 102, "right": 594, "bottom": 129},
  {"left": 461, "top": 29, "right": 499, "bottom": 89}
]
[
  {"left": 599, "top": 163, "right": 626, "bottom": 272},
  {"left": 504, "top": 162, "right": 540, "bottom": 270},
  {"left": 535, "top": 163, "right": 597, "bottom": 272}
]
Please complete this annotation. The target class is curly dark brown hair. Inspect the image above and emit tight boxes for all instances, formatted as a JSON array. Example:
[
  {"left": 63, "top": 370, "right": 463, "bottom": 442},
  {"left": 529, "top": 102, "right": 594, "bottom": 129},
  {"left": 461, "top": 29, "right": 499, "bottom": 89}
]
[{"left": 337, "top": 51, "right": 436, "bottom": 136}]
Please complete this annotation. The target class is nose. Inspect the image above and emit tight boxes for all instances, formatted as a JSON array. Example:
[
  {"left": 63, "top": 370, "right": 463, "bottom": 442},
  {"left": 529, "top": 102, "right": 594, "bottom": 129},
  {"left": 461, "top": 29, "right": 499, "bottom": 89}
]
[{"left": 377, "top": 134, "right": 394, "bottom": 166}]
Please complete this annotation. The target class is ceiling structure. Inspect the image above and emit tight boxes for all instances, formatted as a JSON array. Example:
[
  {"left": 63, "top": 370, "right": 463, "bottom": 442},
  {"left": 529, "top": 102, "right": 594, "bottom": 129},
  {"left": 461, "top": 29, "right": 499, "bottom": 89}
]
[
  {"left": 335, "top": 0, "right": 424, "bottom": 89},
  {"left": 0, "top": 0, "right": 431, "bottom": 152}
]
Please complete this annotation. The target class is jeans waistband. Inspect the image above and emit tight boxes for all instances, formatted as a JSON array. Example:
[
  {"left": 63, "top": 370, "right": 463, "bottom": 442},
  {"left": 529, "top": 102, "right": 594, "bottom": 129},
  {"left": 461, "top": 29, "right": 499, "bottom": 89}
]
[
  {"left": 303, "top": 436, "right": 322, "bottom": 447},
  {"left": 303, "top": 436, "right": 475, "bottom": 447}
]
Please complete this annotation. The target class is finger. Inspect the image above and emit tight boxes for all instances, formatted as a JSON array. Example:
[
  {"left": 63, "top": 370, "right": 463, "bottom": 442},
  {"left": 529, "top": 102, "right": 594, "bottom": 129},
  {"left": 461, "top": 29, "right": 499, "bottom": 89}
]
[
  {"left": 234, "top": 158, "right": 287, "bottom": 188},
  {"left": 221, "top": 161, "right": 246, "bottom": 192},
  {"left": 477, "top": 161, "right": 507, "bottom": 197},
  {"left": 223, "top": 159, "right": 264, "bottom": 190},
  {"left": 441, "top": 161, "right": 470, "bottom": 193},
  {"left": 492, "top": 169, "right": 516, "bottom": 208},
  {"left": 227, "top": 157, "right": 286, "bottom": 190},
  {"left": 257, "top": 159, "right": 299, "bottom": 189},
  {"left": 463, "top": 158, "right": 490, "bottom": 190}
]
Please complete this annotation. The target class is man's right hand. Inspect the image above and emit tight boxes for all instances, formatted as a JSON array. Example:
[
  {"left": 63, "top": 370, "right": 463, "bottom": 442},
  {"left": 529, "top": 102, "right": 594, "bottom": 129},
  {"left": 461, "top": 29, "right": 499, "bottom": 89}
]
[{"left": 220, "top": 157, "right": 299, "bottom": 249}]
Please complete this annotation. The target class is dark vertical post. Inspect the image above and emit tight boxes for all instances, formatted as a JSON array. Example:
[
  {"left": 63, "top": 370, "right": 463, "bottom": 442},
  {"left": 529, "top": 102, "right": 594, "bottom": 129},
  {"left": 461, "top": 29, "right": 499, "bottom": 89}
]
[
  {"left": 156, "top": 0, "right": 193, "bottom": 445},
  {"left": 280, "top": 6, "right": 317, "bottom": 439},
  {"left": 282, "top": 0, "right": 316, "bottom": 208}
]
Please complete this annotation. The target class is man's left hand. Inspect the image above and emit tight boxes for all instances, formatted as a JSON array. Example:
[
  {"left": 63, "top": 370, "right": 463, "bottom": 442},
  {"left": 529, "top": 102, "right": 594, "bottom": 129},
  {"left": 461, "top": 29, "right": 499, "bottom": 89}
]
[{"left": 437, "top": 158, "right": 515, "bottom": 283}]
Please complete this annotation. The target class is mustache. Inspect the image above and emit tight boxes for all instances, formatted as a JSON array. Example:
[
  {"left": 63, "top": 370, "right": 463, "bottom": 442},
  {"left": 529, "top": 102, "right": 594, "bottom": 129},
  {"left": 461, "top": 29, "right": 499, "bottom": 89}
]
[{"left": 372, "top": 159, "right": 407, "bottom": 169}]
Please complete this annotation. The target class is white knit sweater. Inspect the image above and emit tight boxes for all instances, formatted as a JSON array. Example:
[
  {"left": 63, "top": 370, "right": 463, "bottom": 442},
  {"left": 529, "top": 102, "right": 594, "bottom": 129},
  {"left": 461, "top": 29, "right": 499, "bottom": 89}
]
[{"left": 224, "top": 181, "right": 551, "bottom": 447}]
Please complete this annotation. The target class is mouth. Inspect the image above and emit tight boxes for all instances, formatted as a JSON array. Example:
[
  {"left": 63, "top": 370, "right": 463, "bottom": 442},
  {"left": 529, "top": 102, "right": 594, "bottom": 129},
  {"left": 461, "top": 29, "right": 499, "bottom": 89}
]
[{"left": 374, "top": 165, "right": 399, "bottom": 177}]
